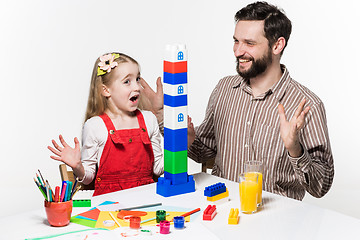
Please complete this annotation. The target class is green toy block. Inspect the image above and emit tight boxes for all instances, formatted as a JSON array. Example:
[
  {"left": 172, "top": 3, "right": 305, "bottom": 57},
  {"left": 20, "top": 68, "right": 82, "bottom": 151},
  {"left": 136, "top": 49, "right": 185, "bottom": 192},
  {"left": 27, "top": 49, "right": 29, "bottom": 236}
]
[
  {"left": 164, "top": 149, "right": 188, "bottom": 174},
  {"left": 73, "top": 199, "right": 91, "bottom": 207}
]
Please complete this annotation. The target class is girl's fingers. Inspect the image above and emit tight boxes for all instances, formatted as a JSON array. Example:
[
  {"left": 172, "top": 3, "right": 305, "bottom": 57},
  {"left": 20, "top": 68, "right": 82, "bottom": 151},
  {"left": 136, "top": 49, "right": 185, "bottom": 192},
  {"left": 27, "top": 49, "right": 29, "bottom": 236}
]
[
  {"left": 52, "top": 139, "right": 62, "bottom": 151},
  {"left": 74, "top": 137, "right": 80, "bottom": 150},
  {"left": 50, "top": 155, "right": 62, "bottom": 161},
  {"left": 59, "top": 135, "right": 69, "bottom": 147},
  {"left": 48, "top": 146, "right": 61, "bottom": 156}
]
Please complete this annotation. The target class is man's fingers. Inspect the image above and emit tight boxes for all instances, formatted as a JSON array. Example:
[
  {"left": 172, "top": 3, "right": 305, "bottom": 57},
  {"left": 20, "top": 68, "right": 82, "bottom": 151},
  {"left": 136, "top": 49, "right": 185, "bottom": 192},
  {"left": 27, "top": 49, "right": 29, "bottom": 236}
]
[
  {"left": 156, "top": 77, "right": 163, "bottom": 94},
  {"left": 278, "top": 104, "right": 287, "bottom": 124},
  {"left": 139, "top": 77, "right": 154, "bottom": 94},
  {"left": 297, "top": 107, "right": 310, "bottom": 129},
  {"left": 303, "top": 106, "right": 310, "bottom": 115},
  {"left": 294, "top": 99, "right": 307, "bottom": 118}
]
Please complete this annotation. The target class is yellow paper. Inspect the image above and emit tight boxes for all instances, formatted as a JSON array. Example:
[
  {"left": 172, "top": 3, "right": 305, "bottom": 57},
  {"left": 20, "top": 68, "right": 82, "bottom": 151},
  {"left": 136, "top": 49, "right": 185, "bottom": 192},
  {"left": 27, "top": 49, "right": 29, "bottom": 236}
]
[{"left": 95, "top": 211, "right": 190, "bottom": 230}]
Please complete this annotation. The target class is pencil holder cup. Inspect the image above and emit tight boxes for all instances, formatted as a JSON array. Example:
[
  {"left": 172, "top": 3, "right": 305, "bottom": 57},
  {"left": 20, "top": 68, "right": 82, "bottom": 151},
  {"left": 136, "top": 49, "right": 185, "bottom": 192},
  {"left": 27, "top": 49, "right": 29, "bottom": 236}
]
[{"left": 44, "top": 200, "right": 73, "bottom": 227}]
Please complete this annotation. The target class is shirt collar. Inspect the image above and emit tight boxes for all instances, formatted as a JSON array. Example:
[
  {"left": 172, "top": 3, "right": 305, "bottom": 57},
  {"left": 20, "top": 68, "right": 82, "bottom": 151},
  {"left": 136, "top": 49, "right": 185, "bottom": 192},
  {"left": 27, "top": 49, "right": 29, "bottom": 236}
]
[{"left": 233, "top": 64, "right": 291, "bottom": 101}]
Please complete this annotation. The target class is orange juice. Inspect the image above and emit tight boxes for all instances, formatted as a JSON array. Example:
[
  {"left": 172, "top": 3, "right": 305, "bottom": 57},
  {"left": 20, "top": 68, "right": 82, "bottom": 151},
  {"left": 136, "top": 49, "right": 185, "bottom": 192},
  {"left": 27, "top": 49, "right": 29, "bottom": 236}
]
[
  {"left": 245, "top": 172, "right": 263, "bottom": 206},
  {"left": 239, "top": 180, "right": 258, "bottom": 214}
]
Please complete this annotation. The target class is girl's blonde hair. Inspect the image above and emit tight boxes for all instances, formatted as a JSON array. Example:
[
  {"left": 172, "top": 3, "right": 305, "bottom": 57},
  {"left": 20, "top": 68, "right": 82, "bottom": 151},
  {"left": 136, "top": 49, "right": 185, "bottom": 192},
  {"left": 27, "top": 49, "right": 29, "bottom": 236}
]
[{"left": 84, "top": 52, "right": 143, "bottom": 123}]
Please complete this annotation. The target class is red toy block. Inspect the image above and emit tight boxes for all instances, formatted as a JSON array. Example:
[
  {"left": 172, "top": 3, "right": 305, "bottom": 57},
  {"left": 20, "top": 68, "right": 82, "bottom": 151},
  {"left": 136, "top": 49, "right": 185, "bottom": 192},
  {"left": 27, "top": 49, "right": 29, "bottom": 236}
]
[
  {"left": 203, "top": 205, "right": 217, "bottom": 221},
  {"left": 164, "top": 61, "right": 187, "bottom": 74}
]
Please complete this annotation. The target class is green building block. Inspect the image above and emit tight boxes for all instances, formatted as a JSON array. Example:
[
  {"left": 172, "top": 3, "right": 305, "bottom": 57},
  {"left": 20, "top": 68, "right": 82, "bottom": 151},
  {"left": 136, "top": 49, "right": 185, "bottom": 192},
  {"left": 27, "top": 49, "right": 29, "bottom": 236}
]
[
  {"left": 164, "top": 149, "right": 188, "bottom": 174},
  {"left": 73, "top": 199, "right": 91, "bottom": 207}
]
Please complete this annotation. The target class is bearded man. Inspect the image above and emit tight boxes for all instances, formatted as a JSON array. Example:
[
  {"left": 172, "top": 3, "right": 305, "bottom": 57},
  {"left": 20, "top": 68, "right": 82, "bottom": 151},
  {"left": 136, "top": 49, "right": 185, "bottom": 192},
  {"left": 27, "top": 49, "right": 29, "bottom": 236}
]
[{"left": 140, "top": 1, "right": 334, "bottom": 200}]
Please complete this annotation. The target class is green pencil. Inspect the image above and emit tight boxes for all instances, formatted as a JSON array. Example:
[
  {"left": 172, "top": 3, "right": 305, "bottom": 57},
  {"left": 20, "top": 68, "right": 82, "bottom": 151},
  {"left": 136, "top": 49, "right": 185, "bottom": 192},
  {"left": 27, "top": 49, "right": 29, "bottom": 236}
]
[{"left": 34, "top": 178, "right": 47, "bottom": 200}]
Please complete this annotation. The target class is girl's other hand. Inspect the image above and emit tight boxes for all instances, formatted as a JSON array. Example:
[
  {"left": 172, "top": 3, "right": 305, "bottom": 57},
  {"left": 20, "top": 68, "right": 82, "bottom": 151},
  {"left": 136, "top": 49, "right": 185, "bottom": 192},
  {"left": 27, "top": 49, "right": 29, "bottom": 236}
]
[{"left": 48, "top": 135, "right": 81, "bottom": 170}]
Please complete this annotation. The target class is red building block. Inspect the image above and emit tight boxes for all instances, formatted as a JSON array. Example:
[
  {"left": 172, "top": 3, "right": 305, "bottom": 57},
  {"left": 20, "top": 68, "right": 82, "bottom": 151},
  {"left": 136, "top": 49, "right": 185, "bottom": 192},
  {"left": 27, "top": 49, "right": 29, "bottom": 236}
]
[
  {"left": 164, "top": 61, "right": 187, "bottom": 74},
  {"left": 203, "top": 205, "right": 217, "bottom": 221}
]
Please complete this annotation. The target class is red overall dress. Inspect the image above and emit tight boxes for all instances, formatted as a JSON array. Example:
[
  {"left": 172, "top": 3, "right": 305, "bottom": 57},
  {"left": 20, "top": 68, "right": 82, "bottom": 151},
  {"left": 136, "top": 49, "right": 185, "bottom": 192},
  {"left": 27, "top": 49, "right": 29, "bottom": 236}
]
[{"left": 93, "top": 110, "right": 154, "bottom": 196}]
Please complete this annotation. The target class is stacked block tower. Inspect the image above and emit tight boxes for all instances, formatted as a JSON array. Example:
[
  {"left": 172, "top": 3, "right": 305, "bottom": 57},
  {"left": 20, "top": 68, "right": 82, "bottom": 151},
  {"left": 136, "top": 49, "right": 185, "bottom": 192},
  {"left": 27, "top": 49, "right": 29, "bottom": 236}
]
[{"left": 156, "top": 44, "right": 195, "bottom": 197}]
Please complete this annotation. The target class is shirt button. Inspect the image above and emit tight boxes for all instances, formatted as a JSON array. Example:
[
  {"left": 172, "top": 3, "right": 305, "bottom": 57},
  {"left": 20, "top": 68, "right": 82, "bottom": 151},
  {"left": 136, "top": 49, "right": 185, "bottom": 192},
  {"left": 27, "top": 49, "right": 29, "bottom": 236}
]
[
  {"left": 129, "top": 138, "right": 132, "bottom": 143},
  {"left": 245, "top": 144, "right": 249, "bottom": 148},
  {"left": 247, "top": 121, "right": 251, "bottom": 125},
  {"left": 97, "top": 177, "right": 101, "bottom": 182}
]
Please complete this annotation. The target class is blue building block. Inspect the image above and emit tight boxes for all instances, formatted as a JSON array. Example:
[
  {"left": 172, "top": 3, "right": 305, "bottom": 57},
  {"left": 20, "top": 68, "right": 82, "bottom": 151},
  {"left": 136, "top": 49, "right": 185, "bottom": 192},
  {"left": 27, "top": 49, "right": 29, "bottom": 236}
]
[
  {"left": 164, "top": 171, "right": 188, "bottom": 185},
  {"left": 164, "top": 128, "right": 187, "bottom": 152},
  {"left": 204, "top": 182, "right": 226, "bottom": 197},
  {"left": 163, "top": 72, "right": 187, "bottom": 85},
  {"left": 164, "top": 94, "right": 187, "bottom": 107},
  {"left": 157, "top": 175, "right": 195, "bottom": 197}
]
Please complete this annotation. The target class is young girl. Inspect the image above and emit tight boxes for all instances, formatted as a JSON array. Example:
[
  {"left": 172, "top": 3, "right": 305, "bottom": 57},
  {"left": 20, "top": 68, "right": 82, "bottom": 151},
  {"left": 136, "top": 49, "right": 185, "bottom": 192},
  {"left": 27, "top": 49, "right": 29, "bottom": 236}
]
[{"left": 48, "top": 52, "right": 164, "bottom": 196}]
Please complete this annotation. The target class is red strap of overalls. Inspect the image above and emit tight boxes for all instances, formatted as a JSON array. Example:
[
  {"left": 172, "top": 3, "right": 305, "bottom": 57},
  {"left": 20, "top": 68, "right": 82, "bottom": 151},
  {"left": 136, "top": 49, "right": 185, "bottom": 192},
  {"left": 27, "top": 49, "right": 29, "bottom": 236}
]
[
  {"left": 99, "top": 110, "right": 151, "bottom": 145},
  {"left": 135, "top": 110, "right": 151, "bottom": 145}
]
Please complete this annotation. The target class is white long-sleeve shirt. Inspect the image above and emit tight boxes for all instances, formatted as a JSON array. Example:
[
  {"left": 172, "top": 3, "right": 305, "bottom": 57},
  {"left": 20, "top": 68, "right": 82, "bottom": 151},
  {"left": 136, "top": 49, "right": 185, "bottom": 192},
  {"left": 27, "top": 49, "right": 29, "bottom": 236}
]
[{"left": 80, "top": 110, "right": 164, "bottom": 185}]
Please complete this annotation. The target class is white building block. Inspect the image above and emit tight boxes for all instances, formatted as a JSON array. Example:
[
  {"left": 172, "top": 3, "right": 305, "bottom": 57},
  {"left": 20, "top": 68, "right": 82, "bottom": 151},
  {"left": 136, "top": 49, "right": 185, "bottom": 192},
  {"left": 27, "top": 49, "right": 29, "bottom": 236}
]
[
  {"left": 164, "top": 44, "right": 188, "bottom": 62},
  {"left": 164, "top": 105, "right": 188, "bottom": 130},
  {"left": 163, "top": 83, "right": 188, "bottom": 96}
]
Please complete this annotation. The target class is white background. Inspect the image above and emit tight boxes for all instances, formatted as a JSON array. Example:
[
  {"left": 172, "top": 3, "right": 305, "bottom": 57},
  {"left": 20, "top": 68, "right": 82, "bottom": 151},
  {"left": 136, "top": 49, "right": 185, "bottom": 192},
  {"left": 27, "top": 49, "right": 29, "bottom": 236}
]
[{"left": 0, "top": 0, "right": 359, "bottom": 219}]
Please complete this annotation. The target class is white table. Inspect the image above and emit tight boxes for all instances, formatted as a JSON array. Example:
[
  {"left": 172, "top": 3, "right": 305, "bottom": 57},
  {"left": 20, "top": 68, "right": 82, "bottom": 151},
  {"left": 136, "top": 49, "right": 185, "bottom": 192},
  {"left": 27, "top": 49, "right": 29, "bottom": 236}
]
[{"left": 2, "top": 172, "right": 360, "bottom": 239}]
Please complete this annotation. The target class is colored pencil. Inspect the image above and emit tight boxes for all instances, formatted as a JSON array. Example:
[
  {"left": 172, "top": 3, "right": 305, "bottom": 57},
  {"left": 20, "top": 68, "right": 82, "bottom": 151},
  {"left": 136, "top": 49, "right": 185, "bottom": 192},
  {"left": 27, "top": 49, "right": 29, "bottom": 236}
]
[
  {"left": 36, "top": 173, "right": 44, "bottom": 187},
  {"left": 46, "top": 182, "right": 50, "bottom": 202},
  {"left": 180, "top": 208, "right": 201, "bottom": 217},
  {"left": 34, "top": 178, "right": 47, "bottom": 200},
  {"left": 116, "top": 203, "right": 162, "bottom": 211},
  {"left": 71, "top": 185, "right": 82, "bottom": 199},
  {"left": 71, "top": 179, "right": 78, "bottom": 196},
  {"left": 46, "top": 180, "right": 55, "bottom": 201},
  {"left": 109, "top": 212, "right": 121, "bottom": 227},
  {"left": 38, "top": 169, "right": 46, "bottom": 187},
  {"left": 140, "top": 213, "right": 170, "bottom": 224},
  {"left": 170, "top": 208, "right": 201, "bottom": 222}
]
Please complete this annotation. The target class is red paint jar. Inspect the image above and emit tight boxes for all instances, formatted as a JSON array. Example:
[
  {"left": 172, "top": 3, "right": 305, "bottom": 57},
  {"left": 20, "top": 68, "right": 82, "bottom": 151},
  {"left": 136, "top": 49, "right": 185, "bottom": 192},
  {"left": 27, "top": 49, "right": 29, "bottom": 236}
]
[{"left": 129, "top": 216, "right": 141, "bottom": 229}]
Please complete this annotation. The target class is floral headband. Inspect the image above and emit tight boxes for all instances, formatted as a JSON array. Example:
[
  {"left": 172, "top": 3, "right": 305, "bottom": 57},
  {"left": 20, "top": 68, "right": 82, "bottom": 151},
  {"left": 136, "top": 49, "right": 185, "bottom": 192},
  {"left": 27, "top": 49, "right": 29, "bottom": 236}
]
[{"left": 97, "top": 53, "right": 120, "bottom": 76}]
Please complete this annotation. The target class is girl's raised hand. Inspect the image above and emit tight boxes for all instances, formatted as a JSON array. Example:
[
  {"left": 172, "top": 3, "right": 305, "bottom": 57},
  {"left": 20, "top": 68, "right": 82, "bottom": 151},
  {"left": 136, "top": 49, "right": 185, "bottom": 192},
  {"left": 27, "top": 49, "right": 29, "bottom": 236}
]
[{"left": 48, "top": 135, "right": 81, "bottom": 169}]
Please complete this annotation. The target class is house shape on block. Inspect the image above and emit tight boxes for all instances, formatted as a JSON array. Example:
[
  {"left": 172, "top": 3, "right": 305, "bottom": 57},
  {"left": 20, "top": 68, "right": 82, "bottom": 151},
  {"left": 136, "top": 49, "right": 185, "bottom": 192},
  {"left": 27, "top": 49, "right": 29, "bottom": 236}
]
[{"left": 156, "top": 44, "right": 195, "bottom": 197}]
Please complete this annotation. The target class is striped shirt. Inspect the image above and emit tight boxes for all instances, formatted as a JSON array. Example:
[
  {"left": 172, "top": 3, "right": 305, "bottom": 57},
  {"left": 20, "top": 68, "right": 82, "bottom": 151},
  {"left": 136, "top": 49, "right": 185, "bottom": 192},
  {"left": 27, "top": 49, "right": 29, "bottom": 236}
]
[{"left": 188, "top": 66, "right": 334, "bottom": 200}]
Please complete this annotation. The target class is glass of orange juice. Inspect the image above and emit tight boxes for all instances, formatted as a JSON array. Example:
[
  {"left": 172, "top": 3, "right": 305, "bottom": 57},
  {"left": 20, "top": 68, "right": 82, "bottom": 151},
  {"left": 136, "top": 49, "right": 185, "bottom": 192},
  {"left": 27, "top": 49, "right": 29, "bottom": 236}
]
[
  {"left": 239, "top": 173, "right": 258, "bottom": 214},
  {"left": 245, "top": 161, "right": 263, "bottom": 207}
]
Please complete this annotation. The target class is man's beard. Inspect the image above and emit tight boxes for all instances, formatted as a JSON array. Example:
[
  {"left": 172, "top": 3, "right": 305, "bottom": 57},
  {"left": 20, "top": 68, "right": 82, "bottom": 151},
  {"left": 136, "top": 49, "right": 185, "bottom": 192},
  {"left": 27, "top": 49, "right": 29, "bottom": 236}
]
[{"left": 236, "top": 48, "right": 272, "bottom": 80}]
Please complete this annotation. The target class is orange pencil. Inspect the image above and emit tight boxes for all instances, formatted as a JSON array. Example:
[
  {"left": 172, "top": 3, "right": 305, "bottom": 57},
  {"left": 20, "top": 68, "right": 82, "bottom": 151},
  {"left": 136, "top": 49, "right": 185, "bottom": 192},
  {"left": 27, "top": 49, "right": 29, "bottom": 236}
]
[
  {"left": 181, "top": 208, "right": 201, "bottom": 218},
  {"left": 171, "top": 208, "right": 201, "bottom": 221}
]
